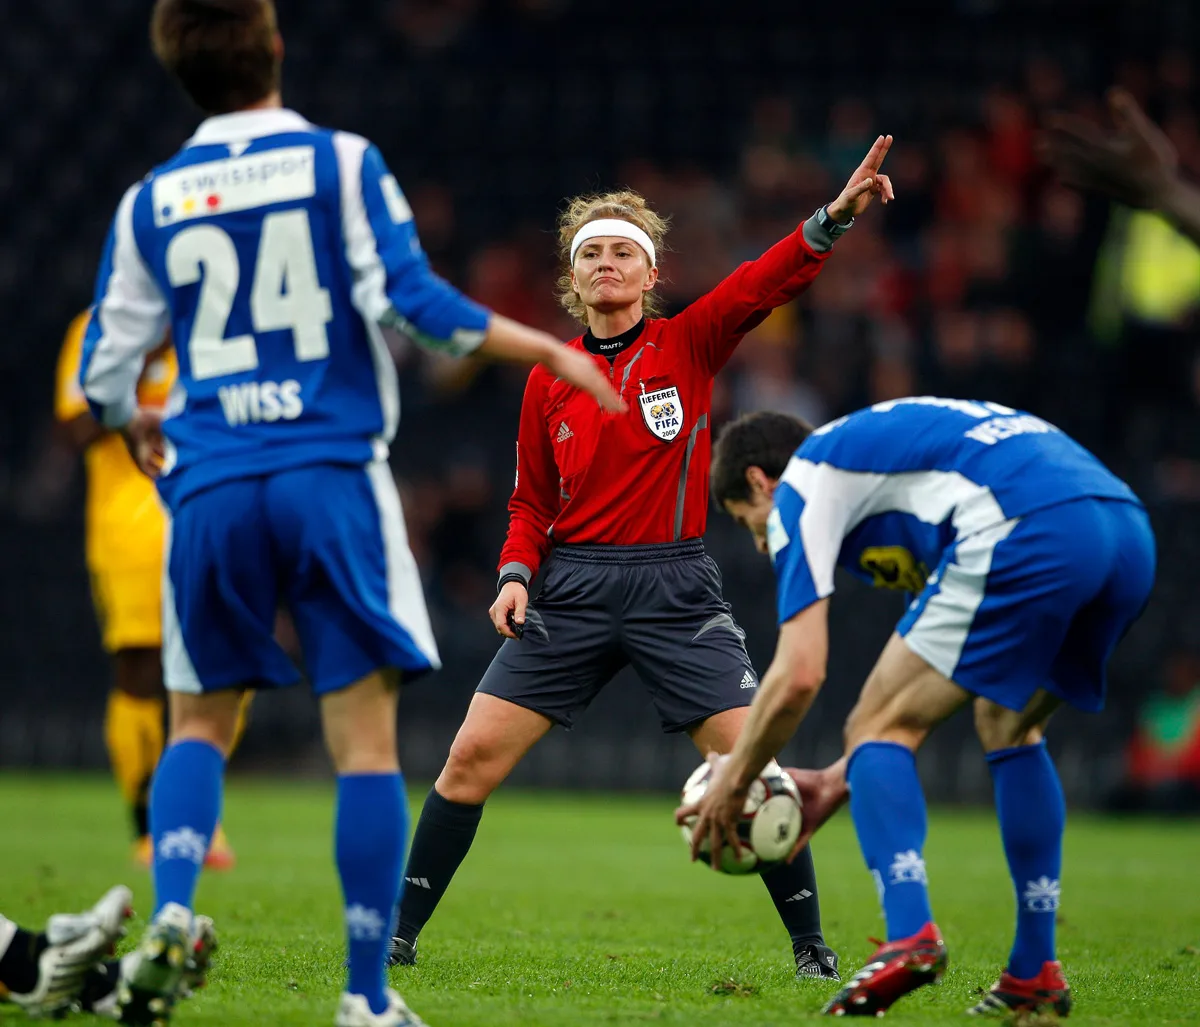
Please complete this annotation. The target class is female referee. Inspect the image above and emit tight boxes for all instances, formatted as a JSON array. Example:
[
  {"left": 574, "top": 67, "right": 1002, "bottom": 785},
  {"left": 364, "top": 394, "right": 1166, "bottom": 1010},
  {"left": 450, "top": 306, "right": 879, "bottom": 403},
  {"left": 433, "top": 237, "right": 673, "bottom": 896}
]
[{"left": 393, "top": 137, "right": 895, "bottom": 980}]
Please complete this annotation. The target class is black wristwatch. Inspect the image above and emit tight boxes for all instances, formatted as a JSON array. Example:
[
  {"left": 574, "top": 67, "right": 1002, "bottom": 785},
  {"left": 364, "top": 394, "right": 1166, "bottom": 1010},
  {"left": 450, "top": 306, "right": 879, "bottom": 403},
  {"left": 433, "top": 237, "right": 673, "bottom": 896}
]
[{"left": 816, "top": 204, "right": 854, "bottom": 237}]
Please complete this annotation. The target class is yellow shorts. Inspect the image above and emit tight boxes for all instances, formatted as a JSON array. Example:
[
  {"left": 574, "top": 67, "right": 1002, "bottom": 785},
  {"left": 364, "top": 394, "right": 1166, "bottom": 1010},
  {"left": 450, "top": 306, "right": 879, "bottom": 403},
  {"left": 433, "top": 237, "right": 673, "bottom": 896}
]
[{"left": 90, "top": 563, "right": 162, "bottom": 653}]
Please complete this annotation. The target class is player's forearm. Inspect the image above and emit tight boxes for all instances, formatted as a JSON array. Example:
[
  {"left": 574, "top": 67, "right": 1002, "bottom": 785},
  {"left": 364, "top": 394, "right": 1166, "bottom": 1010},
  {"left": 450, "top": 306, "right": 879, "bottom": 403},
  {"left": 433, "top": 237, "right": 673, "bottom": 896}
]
[
  {"left": 726, "top": 662, "right": 822, "bottom": 793},
  {"left": 57, "top": 413, "right": 108, "bottom": 453},
  {"left": 477, "top": 315, "right": 561, "bottom": 367},
  {"left": 1155, "top": 175, "right": 1200, "bottom": 248}
]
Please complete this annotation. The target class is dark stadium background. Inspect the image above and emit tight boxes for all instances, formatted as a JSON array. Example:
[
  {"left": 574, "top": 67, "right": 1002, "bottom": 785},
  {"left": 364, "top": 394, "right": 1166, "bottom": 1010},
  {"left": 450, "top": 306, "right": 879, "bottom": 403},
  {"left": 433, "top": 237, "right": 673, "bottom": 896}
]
[{"left": 1, "top": 0, "right": 1197, "bottom": 804}]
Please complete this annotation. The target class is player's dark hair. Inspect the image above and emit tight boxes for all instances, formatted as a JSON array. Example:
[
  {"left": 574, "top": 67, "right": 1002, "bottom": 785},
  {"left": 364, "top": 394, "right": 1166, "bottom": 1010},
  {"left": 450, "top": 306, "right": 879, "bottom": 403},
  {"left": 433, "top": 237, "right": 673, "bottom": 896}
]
[
  {"left": 151, "top": 0, "right": 281, "bottom": 115},
  {"left": 710, "top": 411, "right": 814, "bottom": 506}
]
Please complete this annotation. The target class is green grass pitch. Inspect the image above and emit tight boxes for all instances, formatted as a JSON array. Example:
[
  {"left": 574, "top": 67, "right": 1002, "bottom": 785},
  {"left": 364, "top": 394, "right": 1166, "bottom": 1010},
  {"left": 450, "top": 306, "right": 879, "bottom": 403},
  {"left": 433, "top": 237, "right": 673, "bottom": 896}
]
[{"left": 3, "top": 775, "right": 1197, "bottom": 1025}]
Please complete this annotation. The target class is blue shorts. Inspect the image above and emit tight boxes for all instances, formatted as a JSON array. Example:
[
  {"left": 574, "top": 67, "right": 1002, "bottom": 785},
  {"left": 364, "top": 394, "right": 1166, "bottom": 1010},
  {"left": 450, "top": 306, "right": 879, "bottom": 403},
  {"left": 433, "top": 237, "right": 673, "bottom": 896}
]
[
  {"left": 162, "top": 462, "right": 439, "bottom": 695},
  {"left": 899, "top": 498, "right": 1155, "bottom": 713}
]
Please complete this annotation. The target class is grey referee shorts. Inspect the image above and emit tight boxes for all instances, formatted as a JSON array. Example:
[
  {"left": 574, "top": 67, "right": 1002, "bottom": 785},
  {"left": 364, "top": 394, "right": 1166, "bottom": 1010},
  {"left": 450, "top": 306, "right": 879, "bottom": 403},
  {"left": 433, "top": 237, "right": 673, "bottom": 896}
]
[{"left": 477, "top": 540, "right": 758, "bottom": 733}]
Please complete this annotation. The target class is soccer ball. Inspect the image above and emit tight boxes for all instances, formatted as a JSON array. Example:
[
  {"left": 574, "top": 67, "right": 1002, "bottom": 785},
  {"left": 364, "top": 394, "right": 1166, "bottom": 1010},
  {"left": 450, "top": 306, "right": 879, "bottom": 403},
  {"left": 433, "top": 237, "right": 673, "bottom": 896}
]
[{"left": 678, "top": 758, "right": 802, "bottom": 875}]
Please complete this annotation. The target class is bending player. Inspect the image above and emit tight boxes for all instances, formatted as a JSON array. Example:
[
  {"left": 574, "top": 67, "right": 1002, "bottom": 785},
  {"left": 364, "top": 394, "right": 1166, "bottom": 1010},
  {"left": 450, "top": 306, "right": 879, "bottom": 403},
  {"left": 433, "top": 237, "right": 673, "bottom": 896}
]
[
  {"left": 80, "top": 3, "right": 620, "bottom": 1025},
  {"left": 679, "top": 399, "right": 1155, "bottom": 1017},
  {"left": 55, "top": 314, "right": 246, "bottom": 869},
  {"left": 390, "top": 143, "right": 895, "bottom": 981}
]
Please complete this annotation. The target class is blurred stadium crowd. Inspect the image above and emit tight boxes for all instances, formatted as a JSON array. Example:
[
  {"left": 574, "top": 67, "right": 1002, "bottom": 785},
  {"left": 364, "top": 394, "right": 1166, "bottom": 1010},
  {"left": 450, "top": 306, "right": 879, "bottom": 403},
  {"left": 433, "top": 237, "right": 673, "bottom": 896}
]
[{"left": 0, "top": 0, "right": 1197, "bottom": 805}]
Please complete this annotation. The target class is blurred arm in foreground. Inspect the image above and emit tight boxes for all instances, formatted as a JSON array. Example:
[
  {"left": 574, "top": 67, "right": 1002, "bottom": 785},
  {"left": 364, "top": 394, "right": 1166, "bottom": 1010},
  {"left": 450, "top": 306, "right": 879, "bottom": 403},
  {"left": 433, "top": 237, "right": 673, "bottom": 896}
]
[{"left": 1043, "top": 87, "right": 1200, "bottom": 247}]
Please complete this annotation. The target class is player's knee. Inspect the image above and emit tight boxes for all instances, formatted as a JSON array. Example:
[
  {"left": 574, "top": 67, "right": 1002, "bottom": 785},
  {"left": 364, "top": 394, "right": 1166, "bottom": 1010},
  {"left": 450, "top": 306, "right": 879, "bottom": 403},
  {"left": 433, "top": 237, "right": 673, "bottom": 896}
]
[
  {"left": 170, "top": 691, "right": 244, "bottom": 757},
  {"left": 973, "top": 698, "right": 1041, "bottom": 752},
  {"left": 844, "top": 699, "right": 927, "bottom": 753},
  {"left": 437, "top": 733, "right": 506, "bottom": 804}
]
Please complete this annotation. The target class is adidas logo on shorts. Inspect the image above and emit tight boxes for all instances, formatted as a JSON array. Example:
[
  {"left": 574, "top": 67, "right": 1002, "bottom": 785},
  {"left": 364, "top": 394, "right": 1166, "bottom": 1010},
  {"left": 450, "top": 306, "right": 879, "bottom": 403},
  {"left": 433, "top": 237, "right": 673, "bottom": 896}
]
[
  {"left": 740, "top": 670, "right": 757, "bottom": 689},
  {"left": 556, "top": 421, "right": 573, "bottom": 442}
]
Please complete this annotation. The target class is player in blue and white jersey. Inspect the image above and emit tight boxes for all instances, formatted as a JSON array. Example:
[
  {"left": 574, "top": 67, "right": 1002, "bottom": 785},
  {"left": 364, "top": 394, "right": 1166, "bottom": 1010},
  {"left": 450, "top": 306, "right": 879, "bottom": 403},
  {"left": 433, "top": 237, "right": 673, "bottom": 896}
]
[
  {"left": 679, "top": 397, "right": 1156, "bottom": 1018},
  {"left": 80, "top": 3, "right": 621, "bottom": 1026}
]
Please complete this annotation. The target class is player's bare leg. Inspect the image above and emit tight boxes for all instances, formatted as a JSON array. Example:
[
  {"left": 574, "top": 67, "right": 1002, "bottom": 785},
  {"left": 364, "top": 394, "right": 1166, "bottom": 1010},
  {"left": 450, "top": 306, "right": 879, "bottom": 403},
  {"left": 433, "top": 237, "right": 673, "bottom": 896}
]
[
  {"left": 968, "top": 693, "right": 1072, "bottom": 1018},
  {"left": 390, "top": 694, "right": 555, "bottom": 965},
  {"left": 824, "top": 633, "right": 970, "bottom": 1016},
  {"left": 826, "top": 636, "right": 1074, "bottom": 1016},
  {"left": 322, "top": 669, "right": 426, "bottom": 1027},
  {"left": 117, "top": 690, "right": 240, "bottom": 1025},
  {"left": 691, "top": 708, "right": 840, "bottom": 981}
]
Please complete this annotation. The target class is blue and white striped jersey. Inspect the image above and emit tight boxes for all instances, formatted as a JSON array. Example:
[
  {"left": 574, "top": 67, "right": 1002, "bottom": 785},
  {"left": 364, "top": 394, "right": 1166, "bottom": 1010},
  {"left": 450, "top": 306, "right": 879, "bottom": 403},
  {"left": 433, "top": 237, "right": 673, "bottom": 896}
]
[
  {"left": 769, "top": 397, "right": 1141, "bottom": 624},
  {"left": 80, "top": 108, "right": 490, "bottom": 510}
]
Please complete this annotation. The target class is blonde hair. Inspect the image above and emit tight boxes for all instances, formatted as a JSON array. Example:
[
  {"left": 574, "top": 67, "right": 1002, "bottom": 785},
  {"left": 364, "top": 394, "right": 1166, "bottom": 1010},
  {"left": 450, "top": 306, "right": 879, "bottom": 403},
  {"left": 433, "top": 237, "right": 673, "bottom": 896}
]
[{"left": 555, "top": 191, "right": 669, "bottom": 324}]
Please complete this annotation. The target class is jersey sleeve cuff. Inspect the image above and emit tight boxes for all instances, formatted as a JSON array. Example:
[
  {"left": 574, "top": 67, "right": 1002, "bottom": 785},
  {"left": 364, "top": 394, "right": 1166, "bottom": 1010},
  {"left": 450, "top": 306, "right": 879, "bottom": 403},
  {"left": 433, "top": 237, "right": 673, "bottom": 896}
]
[
  {"left": 497, "top": 561, "right": 533, "bottom": 592},
  {"left": 801, "top": 212, "right": 838, "bottom": 254},
  {"left": 776, "top": 589, "right": 830, "bottom": 627},
  {"left": 91, "top": 393, "right": 136, "bottom": 430}
]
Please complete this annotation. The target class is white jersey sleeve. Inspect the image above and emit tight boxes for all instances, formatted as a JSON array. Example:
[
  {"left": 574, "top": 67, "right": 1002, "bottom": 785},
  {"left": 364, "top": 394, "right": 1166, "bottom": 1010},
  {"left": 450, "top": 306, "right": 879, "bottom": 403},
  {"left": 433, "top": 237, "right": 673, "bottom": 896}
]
[
  {"left": 771, "top": 457, "right": 886, "bottom": 623},
  {"left": 80, "top": 183, "right": 170, "bottom": 428}
]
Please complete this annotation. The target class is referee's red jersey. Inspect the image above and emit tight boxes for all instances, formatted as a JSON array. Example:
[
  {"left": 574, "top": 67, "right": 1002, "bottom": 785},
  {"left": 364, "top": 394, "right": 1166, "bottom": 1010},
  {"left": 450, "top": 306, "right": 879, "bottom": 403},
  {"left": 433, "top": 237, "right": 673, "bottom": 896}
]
[{"left": 498, "top": 221, "right": 832, "bottom": 583}]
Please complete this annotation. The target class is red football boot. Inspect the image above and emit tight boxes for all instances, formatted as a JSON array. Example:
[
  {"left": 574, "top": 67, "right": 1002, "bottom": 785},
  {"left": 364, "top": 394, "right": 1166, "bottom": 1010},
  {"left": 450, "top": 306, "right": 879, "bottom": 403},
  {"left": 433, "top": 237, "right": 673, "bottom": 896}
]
[
  {"left": 967, "top": 960, "right": 1072, "bottom": 1017},
  {"left": 823, "top": 921, "right": 947, "bottom": 1017}
]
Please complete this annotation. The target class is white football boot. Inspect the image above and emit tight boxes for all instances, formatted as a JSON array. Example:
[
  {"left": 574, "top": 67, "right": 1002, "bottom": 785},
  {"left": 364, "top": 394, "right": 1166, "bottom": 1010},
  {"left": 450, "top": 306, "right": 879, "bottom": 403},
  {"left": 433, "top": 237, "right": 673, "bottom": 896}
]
[
  {"left": 88, "top": 914, "right": 217, "bottom": 1020},
  {"left": 336, "top": 988, "right": 429, "bottom": 1026},
  {"left": 8, "top": 884, "right": 133, "bottom": 1017},
  {"left": 115, "top": 902, "right": 193, "bottom": 1025}
]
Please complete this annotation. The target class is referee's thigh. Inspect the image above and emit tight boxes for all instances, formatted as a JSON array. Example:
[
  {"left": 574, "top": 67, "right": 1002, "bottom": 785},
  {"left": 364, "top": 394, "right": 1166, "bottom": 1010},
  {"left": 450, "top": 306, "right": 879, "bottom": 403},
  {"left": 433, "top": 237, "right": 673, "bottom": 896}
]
[{"left": 622, "top": 555, "right": 757, "bottom": 733}]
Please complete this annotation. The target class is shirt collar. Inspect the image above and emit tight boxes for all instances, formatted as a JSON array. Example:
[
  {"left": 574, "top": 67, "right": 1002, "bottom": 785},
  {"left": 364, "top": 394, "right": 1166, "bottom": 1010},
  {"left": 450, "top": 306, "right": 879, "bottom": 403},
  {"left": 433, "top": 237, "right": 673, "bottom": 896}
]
[
  {"left": 185, "top": 107, "right": 313, "bottom": 147},
  {"left": 583, "top": 317, "right": 646, "bottom": 359}
]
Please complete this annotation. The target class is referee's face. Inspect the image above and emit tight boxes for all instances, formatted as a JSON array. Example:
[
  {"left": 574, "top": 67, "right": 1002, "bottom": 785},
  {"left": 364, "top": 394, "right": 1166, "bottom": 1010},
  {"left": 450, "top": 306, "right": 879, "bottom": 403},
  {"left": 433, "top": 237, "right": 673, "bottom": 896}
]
[{"left": 572, "top": 238, "right": 657, "bottom": 314}]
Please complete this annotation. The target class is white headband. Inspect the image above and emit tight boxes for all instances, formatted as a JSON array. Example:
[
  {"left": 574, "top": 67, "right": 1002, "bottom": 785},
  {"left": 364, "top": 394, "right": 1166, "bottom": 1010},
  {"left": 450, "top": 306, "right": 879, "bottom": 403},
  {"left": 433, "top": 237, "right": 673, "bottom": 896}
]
[{"left": 569, "top": 218, "right": 656, "bottom": 268}]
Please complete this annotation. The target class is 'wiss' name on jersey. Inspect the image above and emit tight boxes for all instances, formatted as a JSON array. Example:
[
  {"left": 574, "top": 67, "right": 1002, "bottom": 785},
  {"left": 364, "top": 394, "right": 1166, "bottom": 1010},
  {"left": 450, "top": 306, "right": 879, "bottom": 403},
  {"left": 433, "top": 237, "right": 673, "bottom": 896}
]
[{"left": 217, "top": 379, "right": 303, "bottom": 425}]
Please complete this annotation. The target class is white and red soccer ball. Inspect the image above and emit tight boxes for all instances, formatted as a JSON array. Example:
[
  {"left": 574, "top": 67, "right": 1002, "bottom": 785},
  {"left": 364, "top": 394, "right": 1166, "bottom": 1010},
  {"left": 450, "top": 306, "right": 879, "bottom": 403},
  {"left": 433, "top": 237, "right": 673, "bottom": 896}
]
[{"left": 678, "top": 758, "right": 803, "bottom": 874}]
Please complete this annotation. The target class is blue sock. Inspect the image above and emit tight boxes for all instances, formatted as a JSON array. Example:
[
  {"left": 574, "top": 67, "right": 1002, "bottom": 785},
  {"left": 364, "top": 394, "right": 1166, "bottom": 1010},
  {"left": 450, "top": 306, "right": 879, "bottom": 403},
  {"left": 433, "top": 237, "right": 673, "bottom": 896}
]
[
  {"left": 337, "top": 773, "right": 408, "bottom": 1015},
  {"left": 150, "top": 739, "right": 225, "bottom": 917},
  {"left": 847, "top": 741, "right": 934, "bottom": 941},
  {"left": 987, "top": 740, "right": 1064, "bottom": 979}
]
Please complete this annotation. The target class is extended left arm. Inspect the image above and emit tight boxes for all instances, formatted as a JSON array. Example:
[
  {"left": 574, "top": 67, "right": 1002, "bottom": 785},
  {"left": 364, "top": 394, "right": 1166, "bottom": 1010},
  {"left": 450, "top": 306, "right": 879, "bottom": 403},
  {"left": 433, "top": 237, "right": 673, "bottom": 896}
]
[
  {"left": 721, "top": 599, "right": 830, "bottom": 793},
  {"left": 678, "top": 600, "right": 830, "bottom": 863}
]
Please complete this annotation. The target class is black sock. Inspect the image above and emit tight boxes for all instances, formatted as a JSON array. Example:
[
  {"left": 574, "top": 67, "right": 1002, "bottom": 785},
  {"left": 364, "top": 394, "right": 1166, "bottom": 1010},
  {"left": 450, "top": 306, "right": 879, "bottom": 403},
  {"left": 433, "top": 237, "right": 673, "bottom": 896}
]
[
  {"left": 79, "top": 960, "right": 121, "bottom": 1012},
  {"left": 759, "top": 844, "right": 826, "bottom": 957},
  {"left": 393, "top": 788, "right": 484, "bottom": 944},
  {"left": 0, "top": 927, "right": 47, "bottom": 994},
  {"left": 134, "top": 776, "right": 152, "bottom": 838}
]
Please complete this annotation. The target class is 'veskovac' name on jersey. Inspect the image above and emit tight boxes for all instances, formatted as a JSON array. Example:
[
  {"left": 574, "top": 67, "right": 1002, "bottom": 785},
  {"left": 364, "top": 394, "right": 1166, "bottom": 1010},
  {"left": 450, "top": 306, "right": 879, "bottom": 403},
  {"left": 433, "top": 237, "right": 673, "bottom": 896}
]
[
  {"left": 80, "top": 109, "right": 489, "bottom": 509},
  {"left": 770, "top": 397, "right": 1142, "bottom": 624}
]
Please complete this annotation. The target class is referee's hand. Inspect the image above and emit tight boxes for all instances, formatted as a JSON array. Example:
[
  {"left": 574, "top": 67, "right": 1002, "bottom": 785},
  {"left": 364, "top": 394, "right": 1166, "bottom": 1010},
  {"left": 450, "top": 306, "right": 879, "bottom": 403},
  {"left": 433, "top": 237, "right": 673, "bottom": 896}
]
[{"left": 490, "top": 581, "right": 528, "bottom": 640}]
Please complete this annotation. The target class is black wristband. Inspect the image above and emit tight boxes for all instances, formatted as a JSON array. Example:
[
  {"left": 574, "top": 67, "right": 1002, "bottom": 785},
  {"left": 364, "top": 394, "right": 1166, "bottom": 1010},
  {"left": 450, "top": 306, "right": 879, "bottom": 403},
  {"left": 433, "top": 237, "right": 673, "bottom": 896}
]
[{"left": 497, "top": 573, "right": 529, "bottom": 594}]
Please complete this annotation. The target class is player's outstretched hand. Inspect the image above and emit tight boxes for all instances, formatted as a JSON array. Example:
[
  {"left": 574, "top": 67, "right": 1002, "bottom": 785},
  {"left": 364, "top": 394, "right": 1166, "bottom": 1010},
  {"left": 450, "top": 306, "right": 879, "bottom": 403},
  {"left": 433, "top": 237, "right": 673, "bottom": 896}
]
[
  {"left": 675, "top": 751, "right": 745, "bottom": 871},
  {"left": 478, "top": 314, "right": 625, "bottom": 413},
  {"left": 784, "top": 757, "right": 850, "bottom": 858},
  {"left": 122, "top": 407, "right": 166, "bottom": 479},
  {"left": 490, "top": 580, "right": 528, "bottom": 640},
  {"left": 545, "top": 345, "right": 626, "bottom": 414},
  {"left": 1042, "top": 88, "right": 1179, "bottom": 209},
  {"left": 826, "top": 135, "right": 895, "bottom": 223}
]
